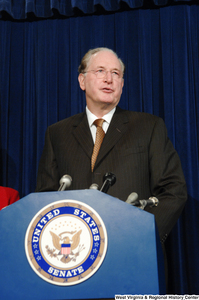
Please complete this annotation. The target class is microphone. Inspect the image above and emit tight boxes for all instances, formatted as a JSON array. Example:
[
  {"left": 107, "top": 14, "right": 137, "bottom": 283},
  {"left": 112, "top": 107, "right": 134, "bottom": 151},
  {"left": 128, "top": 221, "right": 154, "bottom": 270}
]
[
  {"left": 58, "top": 175, "right": 72, "bottom": 191},
  {"left": 132, "top": 196, "right": 159, "bottom": 210},
  {"left": 89, "top": 183, "right": 99, "bottom": 190},
  {"left": 139, "top": 196, "right": 159, "bottom": 208},
  {"left": 100, "top": 172, "right": 116, "bottom": 193},
  {"left": 125, "top": 192, "right": 139, "bottom": 205}
]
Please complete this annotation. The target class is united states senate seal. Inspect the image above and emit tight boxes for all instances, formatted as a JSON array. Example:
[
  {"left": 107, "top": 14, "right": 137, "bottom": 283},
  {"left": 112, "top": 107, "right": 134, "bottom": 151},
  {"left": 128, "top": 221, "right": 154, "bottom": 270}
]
[{"left": 25, "top": 200, "right": 108, "bottom": 285}]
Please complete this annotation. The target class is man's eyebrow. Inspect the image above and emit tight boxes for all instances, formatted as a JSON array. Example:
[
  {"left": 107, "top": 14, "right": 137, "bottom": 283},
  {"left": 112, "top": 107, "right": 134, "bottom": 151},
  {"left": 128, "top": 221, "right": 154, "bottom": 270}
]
[
  {"left": 96, "top": 65, "right": 120, "bottom": 71},
  {"left": 96, "top": 65, "right": 105, "bottom": 69}
]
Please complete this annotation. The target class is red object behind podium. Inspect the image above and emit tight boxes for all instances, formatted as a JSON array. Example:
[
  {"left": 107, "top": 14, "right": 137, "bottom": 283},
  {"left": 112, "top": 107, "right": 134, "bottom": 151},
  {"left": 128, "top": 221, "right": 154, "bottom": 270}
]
[{"left": 0, "top": 186, "right": 20, "bottom": 210}]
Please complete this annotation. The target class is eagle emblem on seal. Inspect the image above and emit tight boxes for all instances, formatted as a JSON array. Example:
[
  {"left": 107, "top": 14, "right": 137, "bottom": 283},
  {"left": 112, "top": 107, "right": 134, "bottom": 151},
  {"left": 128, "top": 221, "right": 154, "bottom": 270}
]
[{"left": 46, "top": 230, "right": 84, "bottom": 263}]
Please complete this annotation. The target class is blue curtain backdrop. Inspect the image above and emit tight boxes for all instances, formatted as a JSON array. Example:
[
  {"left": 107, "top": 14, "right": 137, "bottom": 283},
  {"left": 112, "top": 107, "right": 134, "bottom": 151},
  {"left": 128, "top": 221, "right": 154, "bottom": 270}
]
[
  {"left": 0, "top": 0, "right": 199, "bottom": 295},
  {"left": 0, "top": 0, "right": 197, "bottom": 19}
]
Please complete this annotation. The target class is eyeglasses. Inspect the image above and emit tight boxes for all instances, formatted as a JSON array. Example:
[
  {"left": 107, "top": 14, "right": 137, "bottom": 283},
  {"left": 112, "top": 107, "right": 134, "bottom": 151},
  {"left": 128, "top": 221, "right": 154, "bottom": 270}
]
[{"left": 83, "top": 69, "right": 123, "bottom": 80}]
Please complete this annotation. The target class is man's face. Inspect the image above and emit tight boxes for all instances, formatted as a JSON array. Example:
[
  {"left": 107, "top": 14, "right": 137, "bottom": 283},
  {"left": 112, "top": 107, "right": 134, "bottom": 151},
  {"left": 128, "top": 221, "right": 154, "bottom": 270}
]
[{"left": 78, "top": 51, "right": 124, "bottom": 111}]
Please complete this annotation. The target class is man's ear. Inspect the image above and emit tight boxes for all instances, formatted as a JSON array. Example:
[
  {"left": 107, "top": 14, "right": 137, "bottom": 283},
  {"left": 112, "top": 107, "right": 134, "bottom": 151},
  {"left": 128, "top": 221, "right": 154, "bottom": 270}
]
[
  {"left": 78, "top": 73, "right": 86, "bottom": 91},
  {"left": 122, "top": 78, "right": 124, "bottom": 88}
]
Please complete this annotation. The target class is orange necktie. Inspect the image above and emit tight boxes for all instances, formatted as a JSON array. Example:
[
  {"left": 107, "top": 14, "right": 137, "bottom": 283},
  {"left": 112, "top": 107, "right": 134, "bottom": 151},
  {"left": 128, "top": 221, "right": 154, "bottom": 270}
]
[{"left": 91, "top": 119, "right": 105, "bottom": 172}]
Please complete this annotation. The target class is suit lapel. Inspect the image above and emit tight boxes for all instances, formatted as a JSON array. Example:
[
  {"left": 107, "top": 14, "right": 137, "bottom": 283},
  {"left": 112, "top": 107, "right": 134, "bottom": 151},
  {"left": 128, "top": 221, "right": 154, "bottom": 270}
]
[
  {"left": 95, "top": 107, "right": 129, "bottom": 169},
  {"left": 72, "top": 112, "right": 94, "bottom": 158},
  {"left": 72, "top": 107, "right": 129, "bottom": 170}
]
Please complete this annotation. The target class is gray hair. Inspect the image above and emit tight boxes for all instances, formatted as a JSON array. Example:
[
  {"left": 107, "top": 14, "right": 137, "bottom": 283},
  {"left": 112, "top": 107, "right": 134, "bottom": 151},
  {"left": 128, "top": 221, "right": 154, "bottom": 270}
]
[{"left": 78, "top": 47, "right": 125, "bottom": 75}]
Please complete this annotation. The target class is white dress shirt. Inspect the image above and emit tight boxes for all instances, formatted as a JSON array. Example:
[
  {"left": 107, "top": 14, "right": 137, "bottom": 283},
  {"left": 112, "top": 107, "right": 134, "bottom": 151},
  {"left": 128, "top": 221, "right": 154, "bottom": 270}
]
[{"left": 86, "top": 106, "right": 116, "bottom": 143}]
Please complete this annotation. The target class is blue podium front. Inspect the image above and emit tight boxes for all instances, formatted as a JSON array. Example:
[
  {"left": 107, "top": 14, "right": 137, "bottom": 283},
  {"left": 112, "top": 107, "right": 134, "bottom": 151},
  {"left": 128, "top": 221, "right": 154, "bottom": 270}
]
[{"left": 0, "top": 190, "right": 165, "bottom": 299}]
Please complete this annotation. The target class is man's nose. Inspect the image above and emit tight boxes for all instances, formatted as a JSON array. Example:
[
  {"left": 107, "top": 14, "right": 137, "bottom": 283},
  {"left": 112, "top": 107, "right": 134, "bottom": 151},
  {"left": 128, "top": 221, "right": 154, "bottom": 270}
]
[{"left": 104, "top": 71, "right": 112, "bottom": 83}]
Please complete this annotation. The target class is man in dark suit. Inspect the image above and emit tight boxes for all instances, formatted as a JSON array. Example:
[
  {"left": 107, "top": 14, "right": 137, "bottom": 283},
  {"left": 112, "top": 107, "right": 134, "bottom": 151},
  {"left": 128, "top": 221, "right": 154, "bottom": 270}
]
[{"left": 36, "top": 47, "right": 187, "bottom": 245}]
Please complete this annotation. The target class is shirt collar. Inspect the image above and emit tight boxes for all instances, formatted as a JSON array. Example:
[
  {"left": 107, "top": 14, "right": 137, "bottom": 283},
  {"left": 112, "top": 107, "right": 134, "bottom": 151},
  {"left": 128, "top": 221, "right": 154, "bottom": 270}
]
[{"left": 86, "top": 106, "right": 116, "bottom": 127}]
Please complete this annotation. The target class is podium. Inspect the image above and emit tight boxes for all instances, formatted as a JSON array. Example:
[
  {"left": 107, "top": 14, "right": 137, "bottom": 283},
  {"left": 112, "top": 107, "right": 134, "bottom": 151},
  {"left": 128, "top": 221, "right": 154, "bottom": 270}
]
[{"left": 0, "top": 190, "right": 166, "bottom": 299}]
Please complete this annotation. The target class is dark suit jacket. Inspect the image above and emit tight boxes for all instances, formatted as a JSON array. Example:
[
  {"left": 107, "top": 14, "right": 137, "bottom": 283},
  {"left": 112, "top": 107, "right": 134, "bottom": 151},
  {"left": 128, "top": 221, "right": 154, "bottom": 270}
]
[{"left": 36, "top": 106, "right": 187, "bottom": 243}]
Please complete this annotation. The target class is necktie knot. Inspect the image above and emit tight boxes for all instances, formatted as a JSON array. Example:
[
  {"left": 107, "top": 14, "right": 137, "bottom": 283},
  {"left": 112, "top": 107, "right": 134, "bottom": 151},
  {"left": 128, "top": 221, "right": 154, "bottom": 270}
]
[{"left": 93, "top": 118, "right": 104, "bottom": 128}]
